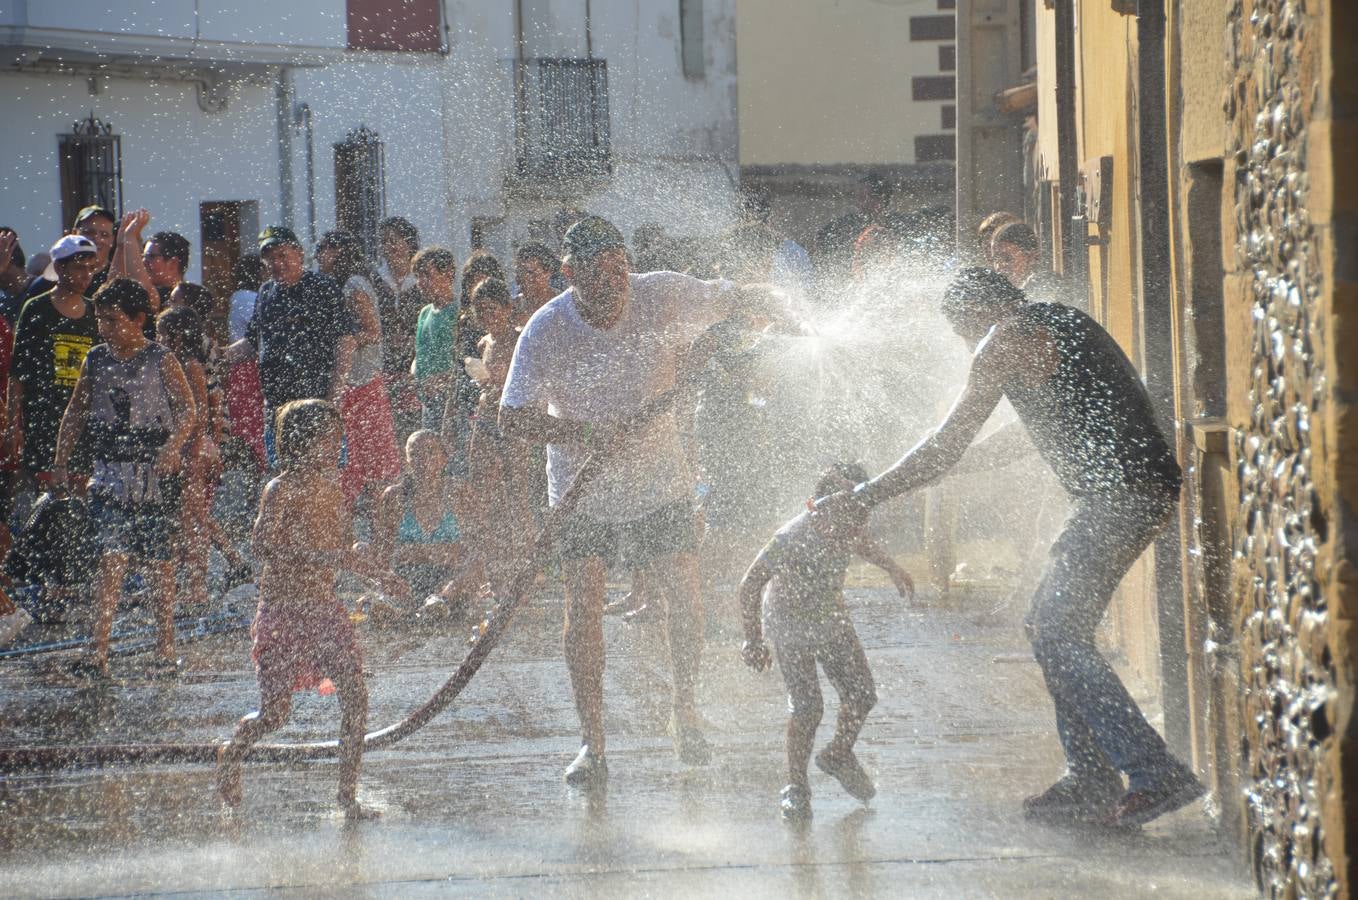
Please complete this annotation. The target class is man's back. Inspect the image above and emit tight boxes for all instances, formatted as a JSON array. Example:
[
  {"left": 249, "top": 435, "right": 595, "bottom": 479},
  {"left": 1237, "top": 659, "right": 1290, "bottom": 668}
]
[{"left": 1000, "top": 302, "right": 1180, "bottom": 497}]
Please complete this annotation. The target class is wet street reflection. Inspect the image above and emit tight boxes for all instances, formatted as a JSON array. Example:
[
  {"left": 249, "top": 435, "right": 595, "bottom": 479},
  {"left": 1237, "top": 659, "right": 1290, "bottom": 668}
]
[{"left": 1, "top": 584, "right": 1251, "bottom": 897}]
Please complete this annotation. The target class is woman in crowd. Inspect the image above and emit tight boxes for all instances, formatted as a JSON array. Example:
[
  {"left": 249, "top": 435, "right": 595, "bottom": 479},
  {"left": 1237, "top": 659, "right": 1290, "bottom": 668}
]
[{"left": 316, "top": 230, "right": 401, "bottom": 508}]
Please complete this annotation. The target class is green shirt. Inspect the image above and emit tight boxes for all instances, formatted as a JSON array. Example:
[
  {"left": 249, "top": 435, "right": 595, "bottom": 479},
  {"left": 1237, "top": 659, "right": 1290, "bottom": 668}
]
[{"left": 413, "top": 301, "right": 459, "bottom": 382}]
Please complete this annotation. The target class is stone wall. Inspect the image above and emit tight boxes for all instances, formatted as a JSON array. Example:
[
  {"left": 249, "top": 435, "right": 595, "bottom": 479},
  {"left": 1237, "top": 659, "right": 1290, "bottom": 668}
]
[{"left": 1223, "top": 0, "right": 1351, "bottom": 894}]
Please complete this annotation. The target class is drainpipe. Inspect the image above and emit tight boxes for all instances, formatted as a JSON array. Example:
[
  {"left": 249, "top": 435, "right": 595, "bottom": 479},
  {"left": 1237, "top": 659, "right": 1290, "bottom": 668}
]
[
  {"left": 275, "top": 66, "right": 296, "bottom": 231},
  {"left": 1137, "top": 0, "right": 1189, "bottom": 757},
  {"left": 295, "top": 102, "right": 317, "bottom": 246},
  {"left": 1052, "top": 0, "right": 1081, "bottom": 283}
]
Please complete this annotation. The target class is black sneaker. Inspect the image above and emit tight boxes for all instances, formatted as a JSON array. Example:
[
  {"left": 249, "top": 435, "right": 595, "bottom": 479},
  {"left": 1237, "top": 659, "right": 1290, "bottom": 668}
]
[
  {"left": 1023, "top": 773, "right": 1123, "bottom": 824},
  {"left": 815, "top": 747, "right": 875, "bottom": 802},
  {"left": 563, "top": 746, "right": 608, "bottom": 787},
  {"left": 1104, "top": 767, "right": 1205, "bottom": 827},
  {"left": 780, "top": 784, "right": 812, "bottom": 821}
]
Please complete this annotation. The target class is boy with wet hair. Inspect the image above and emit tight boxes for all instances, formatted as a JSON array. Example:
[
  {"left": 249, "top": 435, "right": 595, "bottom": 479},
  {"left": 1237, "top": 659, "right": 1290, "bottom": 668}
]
[
  {"left": 55, "top": 278, "right": 196, "bottom": 678},
  {"left": 738, "top": 462, "right": 914, "bottom": 820}
]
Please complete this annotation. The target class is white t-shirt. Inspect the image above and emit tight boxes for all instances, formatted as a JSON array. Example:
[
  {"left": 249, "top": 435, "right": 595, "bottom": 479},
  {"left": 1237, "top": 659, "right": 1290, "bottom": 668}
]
[
  {"left": 501, "top": 270, "right": 732, "bottom": 523},
  {"left": 344, "top": 274, "right": 384, "bottom": 386},
  {"left": 227, "top": 289, "right": 257, "bottom": 343}
]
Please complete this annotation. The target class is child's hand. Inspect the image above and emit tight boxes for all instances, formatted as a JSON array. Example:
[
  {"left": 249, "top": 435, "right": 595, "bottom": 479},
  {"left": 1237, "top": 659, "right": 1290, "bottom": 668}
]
[
  {"left": 741, "top": 638, "right": 771, "bottom": 672},
  {"left": 892, "top": 568, "right": 916, "bottom": 601},
  {"left": 153, "top": 445, "right": 183, "bottom": 477}
]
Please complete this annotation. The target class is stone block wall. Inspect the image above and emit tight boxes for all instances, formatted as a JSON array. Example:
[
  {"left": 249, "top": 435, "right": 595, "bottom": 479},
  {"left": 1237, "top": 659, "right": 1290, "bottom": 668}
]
[{"left": 1223, "top": 0, "right": 1354, "bottom": 894}]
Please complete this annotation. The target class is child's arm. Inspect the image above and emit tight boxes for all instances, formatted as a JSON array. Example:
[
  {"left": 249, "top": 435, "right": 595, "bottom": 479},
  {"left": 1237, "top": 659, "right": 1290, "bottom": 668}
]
[
  {"left": 51, "top": 358, "right": 93, "bottom": 484},
  {"left": 736, "top": 549, "right": 775, "bottom": 672},
  {"left": 155, "top": 353, "right": 197, "bottom": 476},
  {"left": 855, "top": 534, "right": 915, "bottom": 600}
]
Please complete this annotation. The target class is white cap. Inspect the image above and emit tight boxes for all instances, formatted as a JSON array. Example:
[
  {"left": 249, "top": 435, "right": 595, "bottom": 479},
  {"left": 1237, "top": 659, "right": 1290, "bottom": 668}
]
[{"left": 43, "top": 235, "right": 97, "bottom": 281}]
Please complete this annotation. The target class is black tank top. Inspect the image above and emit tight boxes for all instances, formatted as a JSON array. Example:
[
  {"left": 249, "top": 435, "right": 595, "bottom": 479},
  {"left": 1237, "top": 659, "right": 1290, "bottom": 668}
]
[{"left": 1001, "top": 303, "right": 1181, "bottom": 497}]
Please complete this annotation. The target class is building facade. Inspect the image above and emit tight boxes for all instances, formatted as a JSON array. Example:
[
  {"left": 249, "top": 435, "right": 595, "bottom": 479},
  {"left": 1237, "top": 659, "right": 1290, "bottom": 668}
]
[
  {"left": 0, "top": 0, "right": 737, "bottom": 312},
  {"left": 959, "top": 0, "right": 1356, "bottom": 893},
  {"left": 734, "top": 0, "right": 957, "bottom": 250}
]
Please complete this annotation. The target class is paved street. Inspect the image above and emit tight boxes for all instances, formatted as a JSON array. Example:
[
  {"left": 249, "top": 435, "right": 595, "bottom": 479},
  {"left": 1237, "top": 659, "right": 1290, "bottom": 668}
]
[{"left": 0, "top": 577, "right": 1253, "bottom": 898}]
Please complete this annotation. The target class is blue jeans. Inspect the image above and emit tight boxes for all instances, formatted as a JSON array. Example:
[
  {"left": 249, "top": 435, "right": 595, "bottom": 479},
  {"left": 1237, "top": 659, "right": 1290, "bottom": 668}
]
[{"left": 1024, "top": 488, "right": 1177, "bottom": 792}]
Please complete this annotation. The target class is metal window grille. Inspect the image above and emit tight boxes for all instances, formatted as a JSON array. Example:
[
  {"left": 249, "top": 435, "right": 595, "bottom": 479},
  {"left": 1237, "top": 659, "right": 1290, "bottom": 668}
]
[
  {"left": 58, "top": 114, "right": 122, "bottom": 229},
  {"left": 515, "top": 58, "right": 611, "bottom": 178},
  {"left": 333, "top": 125, "right": 387, "bottom": 259}
]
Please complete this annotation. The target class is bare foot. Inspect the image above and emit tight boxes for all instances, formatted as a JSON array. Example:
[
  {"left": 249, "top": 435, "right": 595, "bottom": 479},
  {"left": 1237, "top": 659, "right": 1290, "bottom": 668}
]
[
  {"left": 341, "top": 801, "right": 381, "bottom": 821},
  {"left": 216, "top": 744, "right": 242, "bottom": 808}
]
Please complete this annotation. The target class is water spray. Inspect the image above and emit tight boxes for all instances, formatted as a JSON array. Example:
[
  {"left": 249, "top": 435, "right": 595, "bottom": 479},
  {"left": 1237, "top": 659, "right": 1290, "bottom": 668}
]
[{"left": 0, "top": 337, "right": 723, "bottom": 774}]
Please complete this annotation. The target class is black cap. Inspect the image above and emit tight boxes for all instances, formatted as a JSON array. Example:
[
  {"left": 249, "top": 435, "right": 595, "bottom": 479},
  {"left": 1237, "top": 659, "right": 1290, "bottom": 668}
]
[
  {"left": 561, "top": 215, "right": 625, "bottom": 262},
  {"left": 258, "top": 225, "right": 302, "bottom": 253},
  {"left": 73, "top": 205, "right": 116, "bottom": 228}
]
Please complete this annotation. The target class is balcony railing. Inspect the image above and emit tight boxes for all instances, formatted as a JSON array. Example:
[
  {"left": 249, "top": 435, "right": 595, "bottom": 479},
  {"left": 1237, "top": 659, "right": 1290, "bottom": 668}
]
[{"left": 514, "top": 58, "right": 611, "bottom": 179}]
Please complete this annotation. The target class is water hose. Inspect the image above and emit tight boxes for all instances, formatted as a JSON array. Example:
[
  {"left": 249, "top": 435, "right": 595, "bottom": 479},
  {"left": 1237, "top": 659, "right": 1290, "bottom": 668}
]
[{"left": 0, "top": 372, "right": 706, "bottom": 774}]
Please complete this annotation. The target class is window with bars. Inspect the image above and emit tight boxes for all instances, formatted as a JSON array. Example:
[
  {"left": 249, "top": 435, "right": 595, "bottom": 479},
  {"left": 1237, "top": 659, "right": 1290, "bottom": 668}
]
[
  {"left": 333, "top": 125, "right": 386, "bottom": 259},
  {"left": 58, "top": 114, "right": 122, "bottom": 230},
  {"left": 515, "top": 58, "right": 611, "bottom": 178}
]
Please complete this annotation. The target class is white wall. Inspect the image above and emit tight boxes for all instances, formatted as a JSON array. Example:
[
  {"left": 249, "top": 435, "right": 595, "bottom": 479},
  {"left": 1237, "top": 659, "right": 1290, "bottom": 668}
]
[
  {"left": 2, "top": 0, "right": 739, "bottom": 273},
  {"left": 737, "top": 0, "right": 947, "bottom": 166},
  {"left": 289, "top": 54, "right": 453, "bottom": 247},
  {"left": 0, "top": 69, "right": 279, "bottom": 282},
  {"left": 18, "top": 0, "right": 346, "bottom": 49}
]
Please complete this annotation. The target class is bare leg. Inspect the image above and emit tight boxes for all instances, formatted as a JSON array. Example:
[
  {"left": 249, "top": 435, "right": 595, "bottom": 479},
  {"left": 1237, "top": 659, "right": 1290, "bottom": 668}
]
[
  {"left": 216, "top": 687, "right": 292, "bottom": 808},
  {"left": 89, "top": 553, "right": 129, "bottom": 673},
  {"left": 332, "top": 671, "right": 378, "bottom": 819},
  {"left": 818, "top": 627, "right": 877, "bottom": 756},
  {"left": 152, "top": 559, "right": 177, "bottom": 663},
  {"left": 776, "top": 641, "right": 823, "bottom": 790},
  {"left": 563, "top": 557, "right": 608, "bottom": 755},
  {"left": 180, "top": 465, "right": 211, "bottom": 608},
  {"left": 654, "top": 551, "right": 705, "bottom": 726}
]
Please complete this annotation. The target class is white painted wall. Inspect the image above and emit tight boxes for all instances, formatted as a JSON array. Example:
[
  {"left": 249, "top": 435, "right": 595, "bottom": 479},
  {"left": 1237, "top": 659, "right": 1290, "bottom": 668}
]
[
  {"left": 0, "top": 69, "right": 278, "bottom": 282},
  {"left": 736, "top": 0, "right": 948, "bottom": 166},
  {"left": 2, "top": 0, "right": 738, "bottom": 275},
  {"left": 15, "top": 0, "right": 346, "bottom": 50}
]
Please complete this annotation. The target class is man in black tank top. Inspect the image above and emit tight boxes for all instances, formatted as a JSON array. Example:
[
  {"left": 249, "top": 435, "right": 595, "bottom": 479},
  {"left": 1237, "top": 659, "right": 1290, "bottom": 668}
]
[{"left": 825, "top": 267, "right": 1202, "bottom": 828}]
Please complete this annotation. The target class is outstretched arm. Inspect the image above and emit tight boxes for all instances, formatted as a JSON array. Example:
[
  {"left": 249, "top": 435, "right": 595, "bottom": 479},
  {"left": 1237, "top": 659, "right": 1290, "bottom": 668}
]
[
  {"left": 855, "top": 534, "right": 915, "bottom": 601},
  {"left": 856, "top": 325, "right": 1014, "bottom": 508},
  {"left": 951, "top": 419, "right": 1035, "bottom": 476},
  {"left": 736, "top": 550, "right": 775, "bottom": 671}
]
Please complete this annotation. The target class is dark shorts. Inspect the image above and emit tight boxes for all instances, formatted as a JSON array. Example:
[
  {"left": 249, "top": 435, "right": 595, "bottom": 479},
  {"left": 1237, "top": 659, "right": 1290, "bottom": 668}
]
[
  {"left": 90, "top": 489, "right": 177, "bottom": 562},
  {"left": 557, "top": 500, "right": 697, "bottom": 569}
]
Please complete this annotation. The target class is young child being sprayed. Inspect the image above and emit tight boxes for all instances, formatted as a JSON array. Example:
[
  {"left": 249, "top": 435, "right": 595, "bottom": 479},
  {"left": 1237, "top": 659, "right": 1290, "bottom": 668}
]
[
  {"left": 738, "top": 462, "right": 914, "bottom": 820},
  {"left": 217, "top": 399, "right": 402, "bottom": 819}
]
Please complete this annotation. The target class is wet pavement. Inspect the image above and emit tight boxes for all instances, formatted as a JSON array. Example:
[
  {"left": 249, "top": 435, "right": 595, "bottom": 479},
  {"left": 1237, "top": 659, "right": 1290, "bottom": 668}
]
[{"left": 0, "top": 575, "right": 1253, "bottom": 898}]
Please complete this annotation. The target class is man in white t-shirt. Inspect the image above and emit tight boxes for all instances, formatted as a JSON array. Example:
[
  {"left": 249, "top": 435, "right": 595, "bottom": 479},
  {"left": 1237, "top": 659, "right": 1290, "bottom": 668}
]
[{"left": 502, "top": 216, "right": 754, "bottom": 786}]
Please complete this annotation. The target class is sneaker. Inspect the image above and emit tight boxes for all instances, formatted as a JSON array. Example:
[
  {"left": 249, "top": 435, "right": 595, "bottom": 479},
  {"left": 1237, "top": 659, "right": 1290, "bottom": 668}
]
[
  {"left": 563, "top": 746, "right": 608, "bottom": 787},
  {"left": 1023, "top": 773, "right": 1123, "bottom": 825},
  {"left": 780, "top": 784, "right": 812, "bottom": 821},
  {"left": 815, "top": 747, "right": 876, "bottom": 802},
  {"left": 1104, "top": 767, "right": 1205, "bottom": 827},
  {"left": 669, "top": 715, "right": 712, "bottom": 766}
]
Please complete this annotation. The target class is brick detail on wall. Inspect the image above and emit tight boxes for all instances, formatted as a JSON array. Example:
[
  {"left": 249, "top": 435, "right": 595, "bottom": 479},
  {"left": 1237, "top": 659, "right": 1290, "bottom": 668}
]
[
  {"left": 942, "top": 104, "right": 956, "bottom": 130},
  {"left": 939, "top": 44, "right": 956, "bottom": 72},
  {"left": 1223, "top": 0, "right": 1338, "bottom": 895},
  {"left": 915, "top": 134, "right": 954, "bottom": 162},
  {"left": 912, "top": 76, "right": 956, "bottom": 102}
]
